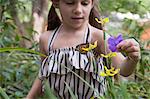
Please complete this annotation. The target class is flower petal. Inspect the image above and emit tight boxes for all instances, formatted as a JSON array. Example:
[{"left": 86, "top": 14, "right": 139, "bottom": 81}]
[
  {"left": 110, "top": 66, "right": 115, "bottom": 71},
  {"left": 95, "top": 18, "right": 101, "bottom": 23},
  {"left": 81, "top": 41, "right": 97, "bottom": 52},
  {"left": 89, "top": 41, "right": 97, "bottom": 49},
  {"left": 109, "top": 45, "right": 117, "bottom": 52},
  {"left": 107, "top": 72, "right": 116, "bottom": 76},
  {"left": 100, "top": 72, "right": 108, "bottom": 76},
  {"left": 109, "top": 52, "right": 117, "bottom": 57},
  {"left": 101, "top": 54, "right": 109, "bottom": 58},
  {"left": 95, "top": 17, "right": 109, "bottom": 26},
  {"left": 108, "top": 34, "right": 123, "bottom": 52},
  {"left": 108, "top": 37, "right": 116, "bottom": 46},
  {"left": 103, "top": 66, "right": 120, "bottom": 77},
  {"left": 103, "top": 18, "right": 109, "bottom": 23},
  {"left": 101, "top": 52, "right": 117, "bottom": 58},
  {"left": 115, "top": 34, "right": 123, "bottom": 45},
  {"left": 81, "top": 48, "right": 89, "bottom": 52}
]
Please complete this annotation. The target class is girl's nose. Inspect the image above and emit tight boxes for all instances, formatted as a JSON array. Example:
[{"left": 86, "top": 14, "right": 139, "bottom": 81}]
[{"left": 73, "top": 3, "right": 82, "bottom": 15}]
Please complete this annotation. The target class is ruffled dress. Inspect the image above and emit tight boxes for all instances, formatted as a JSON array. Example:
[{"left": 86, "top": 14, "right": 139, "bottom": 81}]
[{"left": 38, "top": 25, "right": 107, "bottom": 99}]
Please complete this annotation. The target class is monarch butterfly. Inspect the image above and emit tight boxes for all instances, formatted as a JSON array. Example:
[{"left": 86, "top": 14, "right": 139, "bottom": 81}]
[
  {"left": 75, "top": 43, "right": 89, "bottom": 54},
  {"left": 75, "top": 41, "right": 97, "bottom": 54}
]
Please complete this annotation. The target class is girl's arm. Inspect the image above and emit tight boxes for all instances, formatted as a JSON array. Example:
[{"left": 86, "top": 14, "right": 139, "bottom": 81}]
[
  {"left": 94, "top": 30, "right": 140, "bottom": 77},
  {"left": 93, "top": 28, "right": 140, "bottom": 77},
  {"left": 112, "top": 38, "right": 140, "bottom": 76},
  {"left": 26, "top": 79, "right": 42, "bottom": 99}
]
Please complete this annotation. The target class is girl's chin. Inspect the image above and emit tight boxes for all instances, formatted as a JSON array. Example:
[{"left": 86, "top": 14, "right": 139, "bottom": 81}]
[
  {"left": 70, "top": 22, "right": 86, "bottom": 28},
  {"left": 70, "top": 24, "right": 84, "bottom": 29},
  {"left": 63, "top": 21, "right": 87, "bottom": 29}
]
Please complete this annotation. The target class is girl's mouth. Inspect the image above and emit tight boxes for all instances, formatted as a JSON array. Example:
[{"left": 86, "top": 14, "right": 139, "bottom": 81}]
[
  {"left": 71, "top": 17, "right": 84, "bottom": 19},
  {"left": 71, "top": 17, "right": 84, "bottom": 22}
]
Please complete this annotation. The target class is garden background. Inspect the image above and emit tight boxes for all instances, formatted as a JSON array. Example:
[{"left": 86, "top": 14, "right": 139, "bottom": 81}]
[{"left": 0, "top": 0, "right": 150, "bottom": 98}]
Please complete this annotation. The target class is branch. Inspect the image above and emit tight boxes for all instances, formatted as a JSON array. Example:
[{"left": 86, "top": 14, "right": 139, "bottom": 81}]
[{"left": 32, "top": 0, "right": 49, "bottom": 42}]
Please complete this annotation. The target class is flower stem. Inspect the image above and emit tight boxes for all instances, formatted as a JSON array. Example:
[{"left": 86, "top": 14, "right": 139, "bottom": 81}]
[{"left": 104, "top": 31, "right": 110, "bottom": 69}]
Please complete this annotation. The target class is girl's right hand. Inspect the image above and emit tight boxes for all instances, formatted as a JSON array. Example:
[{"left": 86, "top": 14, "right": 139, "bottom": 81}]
[{"left": 117, "top": 38, "right": 140, "bottom": 62}]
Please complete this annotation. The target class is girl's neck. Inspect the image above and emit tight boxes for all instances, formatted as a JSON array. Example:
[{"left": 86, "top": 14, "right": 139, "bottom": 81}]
[{"left": 61, "top": 22, "right": 89, "bottom": 34}]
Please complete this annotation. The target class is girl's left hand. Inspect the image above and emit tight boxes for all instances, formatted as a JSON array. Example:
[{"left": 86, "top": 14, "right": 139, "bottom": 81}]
[{"left": 116, "top": 38, "right": 141, "bottom": 62}]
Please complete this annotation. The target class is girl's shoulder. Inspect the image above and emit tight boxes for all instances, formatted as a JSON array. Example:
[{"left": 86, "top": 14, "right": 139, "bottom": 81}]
[
  {"left": 90, "top": 25, "right": 104, "bottom": 42},
  {"left": 90, "top": 25, "right": 105, "bottom": 54},
  {"left": 39, "top": 30, "right": 54, "bottom": 54},
  {"left": 39, "top": 30, "right": 53, "bottom": 43}
]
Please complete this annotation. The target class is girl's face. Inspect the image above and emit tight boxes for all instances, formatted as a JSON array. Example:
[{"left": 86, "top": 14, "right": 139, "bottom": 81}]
[{"left": 58, "top": 0, "right": 94, "bottom": 29}]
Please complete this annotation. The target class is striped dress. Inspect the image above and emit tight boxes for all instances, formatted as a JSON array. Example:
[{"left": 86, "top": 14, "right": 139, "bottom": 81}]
[{"left": 38, "top": 25, "right": 107, "bottom": 99}]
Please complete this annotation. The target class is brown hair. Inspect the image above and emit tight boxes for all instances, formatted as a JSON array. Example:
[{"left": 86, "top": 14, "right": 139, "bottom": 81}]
[
  {"left": 47, "top": 0, "right": 102, "bottom": 30},
  {"left": 47, "top": 4, "right": 61, "bottom": 30}
]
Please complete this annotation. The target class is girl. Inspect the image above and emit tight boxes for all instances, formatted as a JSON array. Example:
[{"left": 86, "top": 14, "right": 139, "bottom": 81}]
[{"left": 27, "top": 0, "right": 140, "bottom": 98}]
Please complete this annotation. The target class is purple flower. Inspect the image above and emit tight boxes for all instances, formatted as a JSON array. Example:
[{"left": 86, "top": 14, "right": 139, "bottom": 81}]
[{"left": 108, "top": 34, "right": 123, "bottom": 52}]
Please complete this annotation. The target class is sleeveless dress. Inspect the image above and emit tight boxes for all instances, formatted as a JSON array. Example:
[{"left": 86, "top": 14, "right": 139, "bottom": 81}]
[{"left": 38, "top": 25, "right": 107, "bottom": 99}]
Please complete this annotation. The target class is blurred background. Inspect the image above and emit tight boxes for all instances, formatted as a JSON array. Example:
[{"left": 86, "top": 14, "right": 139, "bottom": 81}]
[{"left": 0, "top": 0, "right": 150, "bottom": 98}]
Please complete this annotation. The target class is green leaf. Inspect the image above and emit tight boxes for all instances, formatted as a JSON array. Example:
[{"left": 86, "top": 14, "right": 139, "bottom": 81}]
[
  {"left": 0, "top": 87, "right": 10, "bottom": 99},
  {"left": 15, "top": 34, "right": 20, "bottom": 42},
  {"left": 42, "top": 81, "right": 57, "bottom": 99},
  {"left": 0, "top": 47, "right": 46, "bottom": 57},
  {"left": 64, "top": 82, "right": 77, "bottom": 99}
]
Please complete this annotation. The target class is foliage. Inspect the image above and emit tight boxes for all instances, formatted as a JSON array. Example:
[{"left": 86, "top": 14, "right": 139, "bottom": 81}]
[
  {"left": 0, "top": 0, "right": 150, "bottom": 99},
  {"left": 99, "top": 0, "right": 150, "bottom": 16},
  {"left": 0, "top": 49, "right": 40, "bottom": 98}
]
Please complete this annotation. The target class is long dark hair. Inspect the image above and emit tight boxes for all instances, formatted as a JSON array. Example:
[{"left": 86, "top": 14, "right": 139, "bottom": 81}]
[
  {"left": 47, "top": 4, "right": 61, "bottom": 30},
  {"left": 47, "top": 1, "right": 102, "bottom": 30}
]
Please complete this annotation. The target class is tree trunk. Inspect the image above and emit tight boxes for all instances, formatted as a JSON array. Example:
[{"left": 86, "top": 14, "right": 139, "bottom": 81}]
[
  {"left": 32, "top": 0, "right": 49, "bottom": 42},
  {"left": 9, "top": 0, "right": 27, "bottom": 47}
]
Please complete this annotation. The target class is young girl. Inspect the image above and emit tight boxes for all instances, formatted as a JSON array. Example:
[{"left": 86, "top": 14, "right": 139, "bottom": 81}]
[{"left": 27, "top": 0, "right": 140, "bottom": 98}]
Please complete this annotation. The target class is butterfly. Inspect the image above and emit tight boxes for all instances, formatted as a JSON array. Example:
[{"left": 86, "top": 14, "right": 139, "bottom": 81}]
[
  {"left": 75, "top": 41, "right": 97, "bottom": 54},
  {"left": 75, "top": 43, "right": 89, "bottom": 54}
]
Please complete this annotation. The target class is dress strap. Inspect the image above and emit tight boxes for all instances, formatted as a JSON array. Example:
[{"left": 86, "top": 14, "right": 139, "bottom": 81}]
[
  {"left": 84, "top": 25, "right": 91, "bottom": 43},
  {"left": 48, "top": 25, "right": 62, "bottom": 53}
]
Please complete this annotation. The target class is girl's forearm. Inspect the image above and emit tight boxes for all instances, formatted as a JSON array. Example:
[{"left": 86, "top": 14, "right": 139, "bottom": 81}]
[
  {"left": 26, "top": 78, "right": 42, "bottom": 99},
  {"left": 119, "top": 57, "right": 138, "bottom": 77}
]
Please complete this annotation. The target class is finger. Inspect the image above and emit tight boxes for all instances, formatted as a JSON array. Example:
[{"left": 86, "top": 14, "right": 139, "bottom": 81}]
[
  {"left": 124, "top": 39, "right": 140, "bottom": 52},
  {"left": 116, "top": 40, "right": 131, "bottom": 52},
  {"left": 125, "top": 45, "right": 140, "bottom": 53},
  {"left": 128, "top": 52, "right": 141, "bottom": 61},
  {"left": 117, "top": 39, "right": 139, "bottom": 51},
  {"left": 128, "top": 38, "right": 139, "bottom": 47},
  {"left": 116, "top": 40, "right": 126, "bottom": 49}
]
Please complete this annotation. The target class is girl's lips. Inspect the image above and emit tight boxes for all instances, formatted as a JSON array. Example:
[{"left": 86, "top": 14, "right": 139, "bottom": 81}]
[
  {"left": 71, "top": 17, "right": 84, "bottom": 23},
  {"left": 71, "top": 17, "right": 84, "bottom": 22},
  {"left": 71, "top": 17, "right": 84, "bottom": 19}
]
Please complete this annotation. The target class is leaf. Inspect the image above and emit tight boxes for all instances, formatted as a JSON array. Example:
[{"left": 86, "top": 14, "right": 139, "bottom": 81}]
[
  {"left": 0, "top": 47, "right": 46, "bottom": 57},
  {"left": 64, "top": 82, "right": 77, "bottom": 99},
  {"left": 43, "top": 82, "right": 57, "bottom": 99},
  {"left": 0, "top": 87, "right": 10, "bottom": 99},
  {"left": 15, "top": 34, "right": 20, "bottom": 42}
]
